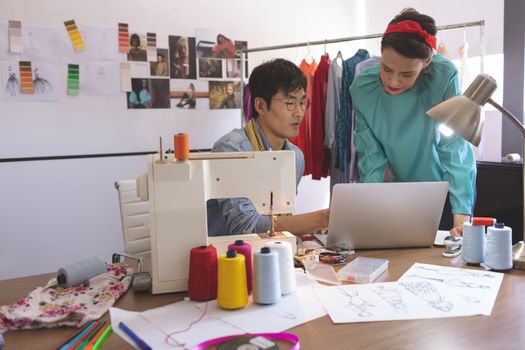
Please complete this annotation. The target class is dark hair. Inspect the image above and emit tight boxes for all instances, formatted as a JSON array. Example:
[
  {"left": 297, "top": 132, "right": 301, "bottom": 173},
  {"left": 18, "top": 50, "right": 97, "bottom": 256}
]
[
  {"left": 381, "top": 8, "right": 436, "bottom": 59},
  {"left": 217, "top": 34, "right": 229, "bottom": 43},
  {"left": 249, "top": 59, "right": 306, "bottom": 118},
  {"left": 130, "top": 33, "right": 140, "bottom": 45}
]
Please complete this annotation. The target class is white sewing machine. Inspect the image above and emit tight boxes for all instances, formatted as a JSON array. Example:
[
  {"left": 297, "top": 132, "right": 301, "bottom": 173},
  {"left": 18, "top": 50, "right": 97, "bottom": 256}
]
[{"left": 137, "top": 151, "right": 297, "bottom": 294}]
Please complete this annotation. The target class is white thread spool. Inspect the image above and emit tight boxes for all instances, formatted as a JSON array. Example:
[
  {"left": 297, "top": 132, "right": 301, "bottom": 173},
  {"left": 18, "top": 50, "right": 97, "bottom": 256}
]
[
  {"left": 502, "top": 153, "right": 521, "bottom": 163},
  {"left": 57, "top": 257, "right": 107, "bottom": 287},
  {"left": 264, "top": 241, "right": 296, "bottom": 295},
  {"left": 462, "top": 222, "right": 485, "bottom": 265},
  {"left": 253, "top": 247, "right": 281, "bottom": 304},
  {"left": 485, "top": 222, "right": 513, "bottom": 270}
]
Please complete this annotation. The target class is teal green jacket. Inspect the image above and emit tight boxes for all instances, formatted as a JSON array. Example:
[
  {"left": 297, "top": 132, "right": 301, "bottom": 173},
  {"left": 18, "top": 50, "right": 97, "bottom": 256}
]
[{"left": 350, "top": 54, "right": 476, "bottom": 215}]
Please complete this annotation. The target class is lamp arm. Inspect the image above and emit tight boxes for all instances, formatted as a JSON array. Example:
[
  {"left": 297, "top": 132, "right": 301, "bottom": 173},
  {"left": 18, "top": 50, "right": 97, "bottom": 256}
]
[{"left": 487, "top": 98, "right": 525, "bottom": 139}]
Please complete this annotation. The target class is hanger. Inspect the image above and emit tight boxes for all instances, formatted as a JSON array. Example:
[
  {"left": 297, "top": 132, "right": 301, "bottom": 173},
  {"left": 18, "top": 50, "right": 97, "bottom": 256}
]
[
  {"left": 335, "top": 50, "right": 344, "bottom": 66},
  {"left": 304, "top": 41, "right": 314, "bottom": 64},
  {"left": 324, "top": 39, "right": 327, "bottom": 55},
  {"left": 294, "top": 44, "right": 301, "bottom": 65}
]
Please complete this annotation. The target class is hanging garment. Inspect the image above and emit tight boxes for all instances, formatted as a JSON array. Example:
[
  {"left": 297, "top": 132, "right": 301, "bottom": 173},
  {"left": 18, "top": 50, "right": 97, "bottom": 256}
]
[
  {"left": 325, "top": 54, "right": 344, "bottom": 194},
  {"left": 289, "top": 58, "right": 318, "bottom": 176},
  {"left": 310, "top": 54, "right": 331, "bottom": 180},
  {"left": 335, "top": 49, "right": 369, "bottom": 183},
  {"left": 243, "top": 83, "right": 253, "bottom": 122}
]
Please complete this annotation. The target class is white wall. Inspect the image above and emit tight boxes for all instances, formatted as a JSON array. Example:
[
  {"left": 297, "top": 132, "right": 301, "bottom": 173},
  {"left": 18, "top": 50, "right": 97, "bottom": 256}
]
[{"left": 0, "top": 0, "right": 504, "bottom": 279}]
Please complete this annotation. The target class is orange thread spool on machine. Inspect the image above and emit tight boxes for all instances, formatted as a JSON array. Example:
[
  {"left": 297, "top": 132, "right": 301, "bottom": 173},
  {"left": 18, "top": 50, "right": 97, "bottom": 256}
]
[{"left": 174, "top": 133, "right": 189, "bottom": 161}]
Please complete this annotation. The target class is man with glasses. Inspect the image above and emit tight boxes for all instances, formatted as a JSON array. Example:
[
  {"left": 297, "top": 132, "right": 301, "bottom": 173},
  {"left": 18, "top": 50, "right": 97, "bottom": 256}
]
[{"left": 207, "top": 59, "right": 329, "bottom": 236}]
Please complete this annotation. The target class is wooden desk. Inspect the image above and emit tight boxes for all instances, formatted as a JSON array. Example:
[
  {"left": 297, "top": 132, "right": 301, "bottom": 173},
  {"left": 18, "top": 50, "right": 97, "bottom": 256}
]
[{"left": 2, "top": 248, "right": 525, "bottom": 350}]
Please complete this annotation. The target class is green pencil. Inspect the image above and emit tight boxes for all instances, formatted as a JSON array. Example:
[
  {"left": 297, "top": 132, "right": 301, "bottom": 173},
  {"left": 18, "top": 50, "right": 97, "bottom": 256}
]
[{"left": 93, "top": 324, "right": 113, "bottom": 350}]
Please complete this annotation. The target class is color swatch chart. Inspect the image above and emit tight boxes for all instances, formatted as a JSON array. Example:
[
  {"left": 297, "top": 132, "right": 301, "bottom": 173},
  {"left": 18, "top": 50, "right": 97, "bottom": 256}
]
[
  {"left": 147, "top": 32, "right": 157, "bottom": 61},
  {"left": 118, "top": 23, "right": 130, "bottom": 53},
  {"left": 8, "top": 20, "right": 22, "bottom": 53},
  {"left": 19, "top": 61, "right": 34, "bottom": 94},
  {"left": 64, "top": 19, "right": 86, "bottom": 52},
  {"left": 67, "top": 64, "right": 80, "bottom": 96}
]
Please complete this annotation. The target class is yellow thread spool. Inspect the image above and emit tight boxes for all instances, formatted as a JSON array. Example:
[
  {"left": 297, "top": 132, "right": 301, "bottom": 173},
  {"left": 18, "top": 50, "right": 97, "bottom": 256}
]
[{"left": 218, "top": 250, "right": 248, "bottom": 309}]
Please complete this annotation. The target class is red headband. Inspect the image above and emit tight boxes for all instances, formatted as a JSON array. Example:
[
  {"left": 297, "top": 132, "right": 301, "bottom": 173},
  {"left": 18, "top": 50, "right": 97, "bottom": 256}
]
[{"left": 383, "top": 20, "right": 436, "bottom": 50}]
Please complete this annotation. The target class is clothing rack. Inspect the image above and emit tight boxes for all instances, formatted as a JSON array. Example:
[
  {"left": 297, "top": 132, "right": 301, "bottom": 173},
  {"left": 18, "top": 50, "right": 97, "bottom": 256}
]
[{"left": 239, "top": 20, "right": 485, "bottom": 125}]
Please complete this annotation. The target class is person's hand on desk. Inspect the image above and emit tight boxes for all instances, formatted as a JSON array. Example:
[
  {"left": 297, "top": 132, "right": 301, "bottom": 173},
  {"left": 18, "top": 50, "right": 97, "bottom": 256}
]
[
  {"left": 275, "top": 208, "right": 330, "bottom": 236},
  {"left": 450, "top": 213, "right": 470, "bottom": 236}
]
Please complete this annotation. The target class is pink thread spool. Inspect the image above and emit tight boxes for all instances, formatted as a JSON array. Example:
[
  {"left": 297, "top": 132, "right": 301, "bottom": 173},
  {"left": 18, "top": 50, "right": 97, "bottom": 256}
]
[{"left": 227, "top": 240, "right": 253, "bottom": 294}]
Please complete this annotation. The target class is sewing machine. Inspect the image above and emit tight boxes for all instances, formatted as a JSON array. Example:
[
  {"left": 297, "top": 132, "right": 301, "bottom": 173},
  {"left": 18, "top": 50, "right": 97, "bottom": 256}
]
[{"left": 137, "top": 151, "right": 297, "bottom": 294}]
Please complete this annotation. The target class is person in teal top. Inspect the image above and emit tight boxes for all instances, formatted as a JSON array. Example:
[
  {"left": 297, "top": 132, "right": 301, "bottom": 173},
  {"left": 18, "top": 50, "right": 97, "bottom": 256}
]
[{"left": 350, "top": 8, "right": 476, "bottom": 236}]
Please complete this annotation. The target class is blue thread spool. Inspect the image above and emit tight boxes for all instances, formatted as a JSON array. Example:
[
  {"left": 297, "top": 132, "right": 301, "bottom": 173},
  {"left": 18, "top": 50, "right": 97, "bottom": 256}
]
[
  {"left": 485, "top": 222, "right": 513, "bottom": 270},
  {"left": 57, "top": 257, "right": 107, "bottom": 288},
  {"left": 253, "top": 247, "right": 281, "bottom": 304},
  {"left": 462, "top": 222, "right": 485, "bottom": 265}
]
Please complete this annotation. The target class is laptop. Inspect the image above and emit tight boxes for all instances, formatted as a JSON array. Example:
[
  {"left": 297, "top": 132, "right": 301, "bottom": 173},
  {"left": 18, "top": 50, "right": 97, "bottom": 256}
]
[{"left": 326, "top": 182, "right": 448, "bottom": 249}]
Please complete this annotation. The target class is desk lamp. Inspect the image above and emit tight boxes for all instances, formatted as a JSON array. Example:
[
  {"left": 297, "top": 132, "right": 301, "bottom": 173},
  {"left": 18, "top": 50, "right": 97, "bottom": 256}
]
[{"left": 426, "top": 74, "right": 525, "bottom": 269}]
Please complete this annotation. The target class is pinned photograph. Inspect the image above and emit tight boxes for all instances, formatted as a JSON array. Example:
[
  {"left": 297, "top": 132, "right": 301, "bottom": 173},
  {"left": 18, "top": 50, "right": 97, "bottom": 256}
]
[
  {"left": 198, "top": 58, "right": 222, "bottom": 79},
  {"left": 127, "top": 78, "right": 170, "bottom": 109},
  {"left": 150, "top": 48, "right": 169, "bottom": 77},
  {"left": 208, "top": 81, "right": 241, "bottom": 109},
  {"left": 196, "top": 29, "right": 248, "bottom": 80},
  {"left": 127, "top": 33, "right": 147, "bottom": 62},
  {"left": 170, "top": 79, "right": 209, "bottom": 110},
  {"left": 169, "top": 35, "right": 196, "bottom": 79}
]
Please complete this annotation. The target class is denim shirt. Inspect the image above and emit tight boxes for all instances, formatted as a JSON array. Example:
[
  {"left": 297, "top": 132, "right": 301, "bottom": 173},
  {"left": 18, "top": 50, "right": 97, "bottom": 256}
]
[{"left": 207, "top": 128, "right": 304, "bottom": 236}]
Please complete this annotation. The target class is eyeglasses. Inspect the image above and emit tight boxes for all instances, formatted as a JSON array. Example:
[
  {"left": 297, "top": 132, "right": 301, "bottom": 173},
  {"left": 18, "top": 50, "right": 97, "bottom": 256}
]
[{"left": 272, "top": 97, "right": 311, "bottom": 112}]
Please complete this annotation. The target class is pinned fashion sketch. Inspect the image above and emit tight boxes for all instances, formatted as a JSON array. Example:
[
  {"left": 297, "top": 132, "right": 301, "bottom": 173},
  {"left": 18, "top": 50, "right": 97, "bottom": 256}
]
[
  {"left": 2, "top": 63, "right": 59, "bottom": 101},
  {"left": 32, "top": 68, "right": 53, "bottom": 94}
]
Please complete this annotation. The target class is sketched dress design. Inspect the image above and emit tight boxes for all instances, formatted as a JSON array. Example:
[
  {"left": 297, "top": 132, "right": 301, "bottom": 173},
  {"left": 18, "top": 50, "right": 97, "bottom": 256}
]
[
  {"left": 6, "top": 66, "right": 20, "bottom": 96},
  {"left": 33, "top": 68, "right": 53, "bottom": 94},
  {"left": 401, "top": 281, "right": 453, "bottom": 312},
  {"left": 339, "top": 287, "right": 374, "bottom": 317},
  {"left": 373, "top": 285, "right": 408, "bottom": 313}
]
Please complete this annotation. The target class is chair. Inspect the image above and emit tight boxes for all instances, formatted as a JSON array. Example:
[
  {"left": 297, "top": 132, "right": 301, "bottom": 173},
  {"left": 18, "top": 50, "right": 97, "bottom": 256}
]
[{"left": 114, "top": 179, "right": 151, "bottom": 256}]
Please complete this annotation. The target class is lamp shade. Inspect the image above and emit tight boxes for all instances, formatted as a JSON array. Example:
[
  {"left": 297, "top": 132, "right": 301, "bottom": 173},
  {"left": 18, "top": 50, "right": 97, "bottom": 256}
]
[{"left": 426, "top": 74, "right": 498, "bottom": 147}]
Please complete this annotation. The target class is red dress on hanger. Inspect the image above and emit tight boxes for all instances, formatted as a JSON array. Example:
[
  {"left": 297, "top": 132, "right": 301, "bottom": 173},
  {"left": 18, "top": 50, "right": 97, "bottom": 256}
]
[
  {"left": 289, "top": 58, "right": 317, "bottom": 176},
  {"left": 310, "top": 54, "right": 330, "bottom": 180}
]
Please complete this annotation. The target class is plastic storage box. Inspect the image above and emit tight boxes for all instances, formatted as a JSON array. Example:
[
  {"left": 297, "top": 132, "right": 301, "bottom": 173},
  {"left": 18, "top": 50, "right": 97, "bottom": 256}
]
[{"left": 338, "top": 257, "right": 388, "bottom": 283}]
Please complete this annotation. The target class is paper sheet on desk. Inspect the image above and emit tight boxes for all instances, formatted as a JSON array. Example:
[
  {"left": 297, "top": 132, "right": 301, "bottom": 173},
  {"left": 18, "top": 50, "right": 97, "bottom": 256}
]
[
  {"left": 110, "top": 272, "right": 327, "bottom": 349},
  {"left": 314, "top": 263, "right": 503, "bottom": 324},
  {"left": 434, "top": 230, "right": 450, "bottom": 246}
]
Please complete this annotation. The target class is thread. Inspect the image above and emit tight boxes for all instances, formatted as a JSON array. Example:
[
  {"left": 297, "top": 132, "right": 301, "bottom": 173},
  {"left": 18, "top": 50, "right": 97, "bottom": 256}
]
[
  {"left": 485, "top": 222, "right": 513, "bottom": 270},
  {"left": 188, "top": 245, "right": 218, "bottom": 301},
  {"left": 503, "top": 153, "right": 521, "bottom": 163},
  {"left": 462, "top": 222, "right": 486, "bottom": 265},
  {"left": 228, "top": 240, "right": 253, "bottom": 295},
  {"left": 217, "top": 250, "right": 248, "bottom": 309},
  {"left": 57, "top": 257, "right": 107, "bottom": 288},
  {"left": 264, "top": 241, "right": 296, "bottom": 295},
  {"left": 174, "top": 133, "right": 189, "bottom": 161},
  {"left": 253, "top": 247, "right": 281, "bottom": 304}
]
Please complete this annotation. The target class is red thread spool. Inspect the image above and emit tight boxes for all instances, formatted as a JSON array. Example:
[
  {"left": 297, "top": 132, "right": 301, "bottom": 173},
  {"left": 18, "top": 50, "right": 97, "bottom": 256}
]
[
  {"left": 174, "top": 133, "right": 189, "bottom": 161},
  {"left": 227, "top": 240, "right": 253, "bottom": 295},
  {"left": 188, "top": 245, "right": 218, "bottom": 301}
]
